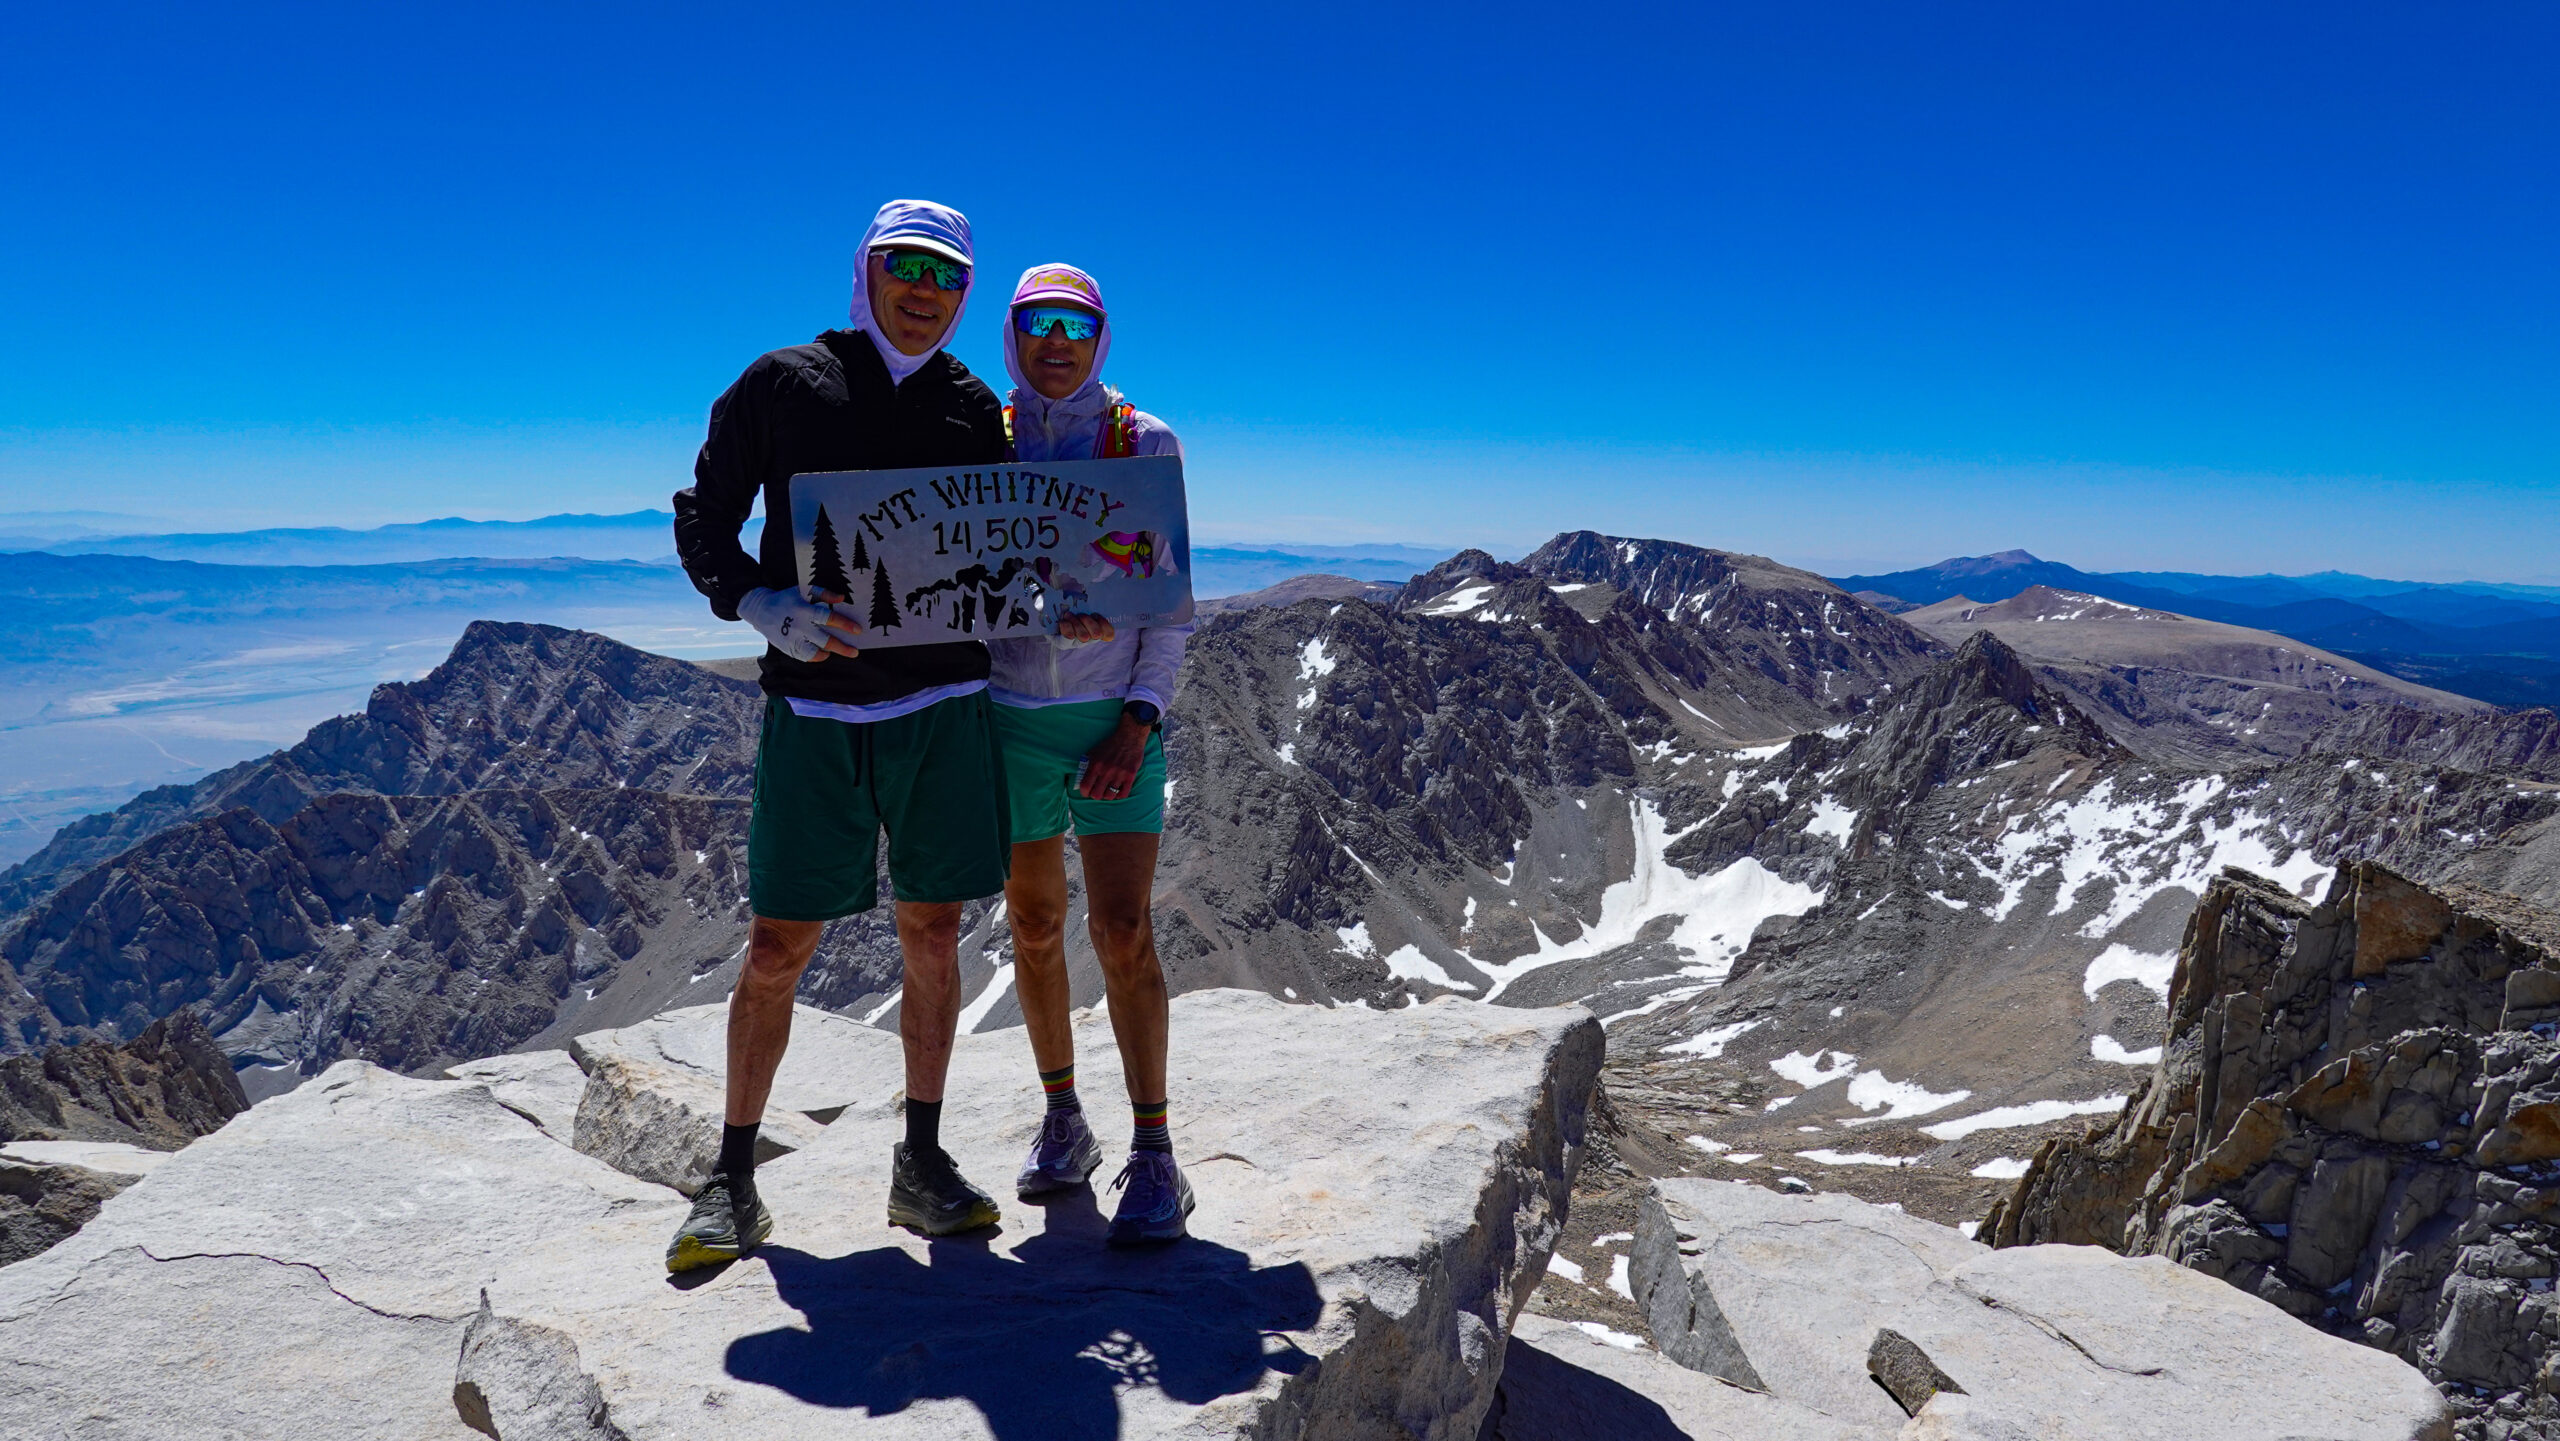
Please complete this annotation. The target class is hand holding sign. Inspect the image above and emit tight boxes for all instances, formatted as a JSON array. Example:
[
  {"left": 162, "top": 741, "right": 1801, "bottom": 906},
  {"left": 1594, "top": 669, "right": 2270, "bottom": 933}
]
[{"left": 789, "top": 455, "right": 1190, "bottom": 650}]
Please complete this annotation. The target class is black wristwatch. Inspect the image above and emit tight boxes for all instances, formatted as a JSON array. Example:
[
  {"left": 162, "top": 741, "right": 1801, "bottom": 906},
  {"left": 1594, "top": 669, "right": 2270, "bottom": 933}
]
[{"left": 1123, "top": 699, "right": 1162, "bottom": 730}]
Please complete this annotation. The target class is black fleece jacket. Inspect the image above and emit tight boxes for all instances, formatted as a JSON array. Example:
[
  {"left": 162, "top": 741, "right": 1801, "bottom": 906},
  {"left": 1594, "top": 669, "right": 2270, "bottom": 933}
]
[{"left": 673, "top": 331, "right": 1008, "bottom": 707}]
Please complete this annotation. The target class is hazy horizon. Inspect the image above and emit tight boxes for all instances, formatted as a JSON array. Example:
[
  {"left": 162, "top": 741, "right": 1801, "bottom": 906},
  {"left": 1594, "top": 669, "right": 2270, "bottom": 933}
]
[{"left": 0, "top": 502, "right": 2549, "bottom": 591}]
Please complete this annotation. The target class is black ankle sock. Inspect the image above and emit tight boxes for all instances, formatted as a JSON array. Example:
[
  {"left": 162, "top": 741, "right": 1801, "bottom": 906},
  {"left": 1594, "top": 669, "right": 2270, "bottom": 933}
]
[
  {"left": 906, "top": 1097, "right": 942, "bottom": 1156},
  {"left": 717, "top": 1122, "right": 760, "bottom": 1177},
  {"left": 1132, "top": 1100, "right": 1170, "bottom": 1154},
  {"left": 1040, "top": 1064, "right": 1079, "bottom": 1114}
]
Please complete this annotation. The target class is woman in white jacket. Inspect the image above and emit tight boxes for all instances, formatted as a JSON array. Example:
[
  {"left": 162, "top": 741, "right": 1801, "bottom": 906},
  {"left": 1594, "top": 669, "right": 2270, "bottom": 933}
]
[{"left": 986, "top": 262, "right": 1196, "bottom": 1245}]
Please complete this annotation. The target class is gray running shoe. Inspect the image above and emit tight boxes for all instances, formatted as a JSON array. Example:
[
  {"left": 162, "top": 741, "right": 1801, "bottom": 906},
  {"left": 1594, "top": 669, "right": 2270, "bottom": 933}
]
[
  {"left": 1016, "top": 1108, "right": 1106, "bottom": 1200},
  {"left": 1106, "top": 1151, "right": 1195, "bottom": 1247},
  {"left": 887, "top": 1141, "right": 1002, "bottom": 1236},
  {"left": 666, "top": 1171, "right": 772, "bottom": 1273}
]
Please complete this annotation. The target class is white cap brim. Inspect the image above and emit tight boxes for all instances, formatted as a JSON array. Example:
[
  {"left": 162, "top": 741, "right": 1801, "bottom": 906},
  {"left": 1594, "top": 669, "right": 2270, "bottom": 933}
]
[
  {"left": 870, "top": 232, "right": 972, "bottom": 266},
  {"left": 1011, "top": 289, "right": 1105, "bottom": 316}
]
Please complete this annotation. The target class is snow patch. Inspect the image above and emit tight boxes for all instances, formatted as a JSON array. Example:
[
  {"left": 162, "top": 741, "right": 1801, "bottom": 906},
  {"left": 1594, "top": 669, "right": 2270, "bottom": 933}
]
[
  {"left": 1572, "top": 1321, "right": 1649, "bottom": 1351},
  {"left": 1841, "top": 1068, "right": 1972, "bottom": 1122},
  {"left": 1797, "top": 1149, "right": 1919, "bottom": 1168},
  {"left": 2092, "top": 1034, "right": 2163, "bottom": 1066},
  {"left": 1663, "top": 1018, "right": 1762, "bottom": 1057},
  {"left": 1922, "top": 1095, "right": 2127, "bottom": 1141},
  {"left": 958, "top": 964, "right": 1016, "bottom": 1032},
  {"left": 1474, "top": 799, "right": 1823, "bottom": 999},
  {"left": 1771, "top": 1049, "right": 1857, "bottom": 1090},
  {"left": 1418, "top": 584, "right": 1495, "bottom": 617},
  {"left": 2083, "top": 945, "right": 2176, "bottom": 1000},
  {"left": 1804, "top": 798, "right": 1859, "bottom": 847},
  {"left": 1380, "top": 943, "right": 1476, "bottom": 992}
]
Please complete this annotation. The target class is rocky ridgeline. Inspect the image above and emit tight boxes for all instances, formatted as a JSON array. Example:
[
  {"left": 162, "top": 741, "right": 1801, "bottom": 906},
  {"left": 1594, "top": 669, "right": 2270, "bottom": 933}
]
[
  {"left": 0, "top": 621, "right": 972, "bottom": 1084},
  {"left": 1897, "top": 584, "right": 2487, "bottom": 768},
  {"left": 1397, "top": 530, "right": 1945, "bottom": 737},
  {"left": 1985, "top": 862, "right": 2560, "bottom": 1439},
  {"left": 1144, "top": 535, "right": 1957, "bottom": 1015},
  {"left": 2312, "top": 707, "right": 2560, "bottom": 783},
  {"left": 0, "top": 621, "right": 764, "bottom": 917}
]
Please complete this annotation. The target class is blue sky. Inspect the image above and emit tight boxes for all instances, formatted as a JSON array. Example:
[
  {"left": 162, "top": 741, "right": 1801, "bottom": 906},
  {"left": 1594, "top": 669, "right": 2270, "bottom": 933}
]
[{"left": 3, "top": 3, "right": 2553, "bottom": 579}]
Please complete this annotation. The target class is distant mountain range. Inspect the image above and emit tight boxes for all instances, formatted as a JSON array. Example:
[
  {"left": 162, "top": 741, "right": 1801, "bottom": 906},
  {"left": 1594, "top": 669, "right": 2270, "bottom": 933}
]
[
  {"left": 1835, "top": 550, "right": 2560, "bottom": 708},
  {"left": 14, "top": 510, "right": 1448, "bottom": 597}
]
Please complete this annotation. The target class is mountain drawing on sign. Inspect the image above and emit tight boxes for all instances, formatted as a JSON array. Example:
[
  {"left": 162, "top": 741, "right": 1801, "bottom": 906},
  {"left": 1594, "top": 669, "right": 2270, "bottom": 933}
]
[{"left": 906, "top": 558, "right": 1032, "bottom": 634}]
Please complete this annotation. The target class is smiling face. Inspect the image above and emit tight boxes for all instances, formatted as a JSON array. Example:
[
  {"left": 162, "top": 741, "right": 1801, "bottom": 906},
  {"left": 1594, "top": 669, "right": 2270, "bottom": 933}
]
[
  {"left": 868, "top": 251, "right": 962, "bottom": 356},
  {"left": 1017, "top": 305, "right": 1101, "bottom": 400}
]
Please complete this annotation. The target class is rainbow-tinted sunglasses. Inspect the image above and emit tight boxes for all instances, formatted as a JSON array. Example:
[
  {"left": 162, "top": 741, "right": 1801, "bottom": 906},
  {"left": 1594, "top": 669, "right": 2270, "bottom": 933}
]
[
  {"left": 1013, "top": 306, "right": 1101, "bottom": 341},
  {"left": 876, "top": 248, "right": 971, "bottom": 291}
]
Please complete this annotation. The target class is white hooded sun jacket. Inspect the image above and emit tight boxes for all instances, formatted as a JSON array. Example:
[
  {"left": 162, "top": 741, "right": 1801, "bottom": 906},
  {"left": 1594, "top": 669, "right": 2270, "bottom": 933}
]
[{"left": 985, "top": 266, "right": 1191, "bottom": 716}]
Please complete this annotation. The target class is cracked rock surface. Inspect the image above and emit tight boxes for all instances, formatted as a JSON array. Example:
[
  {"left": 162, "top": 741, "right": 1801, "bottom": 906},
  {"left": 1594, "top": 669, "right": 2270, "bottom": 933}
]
[
  {"left": 0, "top": 1059, "right": 673, "bottom": 1437},
  {"left": 1634, "top": 1176, "right": 2448, "bottom": 1439},
  {"left": 0, "top": 988, "right": 1599, "bottom": 1440}
]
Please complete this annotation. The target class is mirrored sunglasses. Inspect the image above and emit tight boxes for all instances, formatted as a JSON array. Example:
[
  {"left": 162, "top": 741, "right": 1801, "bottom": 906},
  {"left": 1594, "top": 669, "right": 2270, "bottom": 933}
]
[
  {"left": 877, "top": 248, "right": 971, "bottom": 291},
  {"left": 1013, "top": 306, "right": 1101, "bottom": 341}
]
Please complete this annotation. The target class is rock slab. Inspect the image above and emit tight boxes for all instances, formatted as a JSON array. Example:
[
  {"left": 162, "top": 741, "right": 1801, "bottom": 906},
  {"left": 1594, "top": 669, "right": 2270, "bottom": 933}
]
[
  {"left": 444, "top": 1049, "right": 588, "bottom": 1141},
  {"left": 568, "top": 1001, "right": 901, "bottom": 1194},
  {"left": 1479, "top": 1312, "right": 1880, "bottom": 1439},
  {"left": 0, "top": 988, "right": 1602, "bottom": 1440},
  {"left": 1635, "top": 1176, "right": 2450, "bottom": 1440}
]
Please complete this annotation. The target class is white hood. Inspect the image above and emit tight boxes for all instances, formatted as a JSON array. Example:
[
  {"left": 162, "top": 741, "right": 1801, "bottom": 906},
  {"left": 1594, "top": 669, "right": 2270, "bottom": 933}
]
[{"left": 847, "top": 199, "right": 973, "bottom": 386}]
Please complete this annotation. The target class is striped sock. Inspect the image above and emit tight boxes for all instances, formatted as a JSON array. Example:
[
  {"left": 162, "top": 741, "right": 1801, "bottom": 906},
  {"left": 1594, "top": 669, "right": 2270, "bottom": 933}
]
[
  {"left": 1041, "top": 1064, "right": 1079, "bottom": 1114},
  {"left": 1131, "top": 1100, "right": 1170, "bottom": 1154}
]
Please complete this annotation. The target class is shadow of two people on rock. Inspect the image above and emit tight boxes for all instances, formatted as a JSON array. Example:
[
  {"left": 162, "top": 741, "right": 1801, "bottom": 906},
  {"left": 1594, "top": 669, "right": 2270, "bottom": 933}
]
[{"left": 719, "top": 1189, "right": 1324, "bottom": 1439}]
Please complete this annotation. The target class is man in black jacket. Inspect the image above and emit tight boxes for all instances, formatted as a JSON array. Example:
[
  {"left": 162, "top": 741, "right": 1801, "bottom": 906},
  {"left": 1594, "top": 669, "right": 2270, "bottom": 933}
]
[{"left": 665, "top": 199, "right": 1013, "bottom": 1271}]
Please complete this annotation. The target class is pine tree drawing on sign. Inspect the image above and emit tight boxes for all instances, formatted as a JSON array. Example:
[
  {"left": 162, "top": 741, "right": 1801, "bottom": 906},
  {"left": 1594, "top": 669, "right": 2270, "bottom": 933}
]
[
  {"left": 849, "top": 528, "right": 870, "bottom": 572},
  {"left": 869, "top": 561, "right": 900, "bottom": 630},
  {"left": 809, "top": 507, "right": 854, "bottom": 597}
]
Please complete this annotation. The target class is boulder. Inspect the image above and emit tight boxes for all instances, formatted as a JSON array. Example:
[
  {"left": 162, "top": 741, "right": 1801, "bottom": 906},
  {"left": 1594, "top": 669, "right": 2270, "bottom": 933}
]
[
  {"left": 1635, "top": 1177, "right": 2449, "bottom": 1440},
  {"left": 443, "top": 1050, "right": 587, "bottom": 1141},
  {"left": 0, "top": 1155, "right": 138, "bottom": 1266},
  {"left": 1480, "top": 1312, "right": 1881, "bottom": 1439},
  {"left": 0, "top": 988, "right": 1602, "bottom": 1440},
  {"left": 567, "top": 1001, "right": 902, "bottom": 1194}
]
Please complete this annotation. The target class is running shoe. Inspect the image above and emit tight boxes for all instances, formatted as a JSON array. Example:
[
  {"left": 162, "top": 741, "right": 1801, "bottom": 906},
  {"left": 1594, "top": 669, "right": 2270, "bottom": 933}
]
[
  {"left": 887, "top": 1141, "right": 1002, "bottom": 1236},
  {"left": 665, "top": 1170, "right": 772, "bottom": 1273},
  {"left": 1016, "top": 1107, "right": 1106, "bottom": 1199},
  {"left": 1106, "top": 1151, "right": 1195, "bottom": 1247}
]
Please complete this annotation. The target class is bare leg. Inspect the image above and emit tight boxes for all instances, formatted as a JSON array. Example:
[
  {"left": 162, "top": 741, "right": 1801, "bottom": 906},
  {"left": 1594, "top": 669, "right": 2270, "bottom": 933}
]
[
  {"left": 725, "top": 915, "right": 825, "bottom": 1126},
  {"left": 1006, "top": 837, "right": 1077, "bottom": 1076},
  {"left": 896, "top": 900, "right": 967, "bottom": 1102},
  {"left": 1079, "top": 832, "right": 1167, "bottom": 1105}
]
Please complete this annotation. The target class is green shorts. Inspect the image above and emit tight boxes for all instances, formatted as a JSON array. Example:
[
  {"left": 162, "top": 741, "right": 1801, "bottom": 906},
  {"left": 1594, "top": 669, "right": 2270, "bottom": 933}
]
[
  {"left": 991, "top": 697, "right": 1167, "bottom": 845},
  {"left": 746, "top": 691, "right": 1012, "bottom": 921}
]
